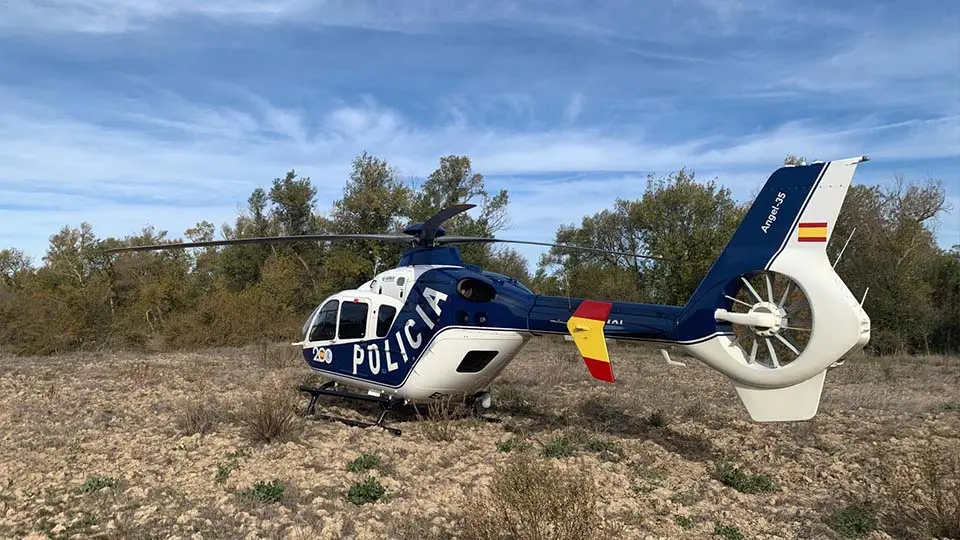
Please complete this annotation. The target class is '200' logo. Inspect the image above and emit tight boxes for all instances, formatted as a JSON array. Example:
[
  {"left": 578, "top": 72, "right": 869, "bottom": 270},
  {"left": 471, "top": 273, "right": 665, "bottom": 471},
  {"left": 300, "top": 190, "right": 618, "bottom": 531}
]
[{"left": 312, "top": 346, "right": 333, "bottom": 364}]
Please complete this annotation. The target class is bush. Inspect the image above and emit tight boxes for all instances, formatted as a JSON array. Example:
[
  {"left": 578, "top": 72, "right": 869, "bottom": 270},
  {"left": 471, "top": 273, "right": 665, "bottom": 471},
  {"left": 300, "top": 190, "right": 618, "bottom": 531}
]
[
  {"left": 542, "top": 434, "right": 576, "bottom": 459},
  {"left": 647, "top": 409, "right": 669, "bottom": 427},
  {"left": 348, "top": 453, "right": 380, "bottom": 473},
  {"left": 80, "top": 476, "right": 118, "bottom": 494},
  {"left": 881, "top": 441, "right": 960, "bottom": 539},
  {"left": 237, "top": 380, "right": 302, "bottom": 444},
  {"left": 242, "top": 479, "right": 285, "bottom": 504},
  {"left": 825, "top": 501, "right": 879, "bottom": 538},
  {"left": 714, "top": 524, "right": 744, "bottom": 540},
  {"left": 462, "top": 453, "right": 609, "bottom": 540},
  {"left": 176, "top": 396, "right": 221, "bottom": 436},
  {"left": 348, "top": 477, "right": 386, "bottom": 505}
]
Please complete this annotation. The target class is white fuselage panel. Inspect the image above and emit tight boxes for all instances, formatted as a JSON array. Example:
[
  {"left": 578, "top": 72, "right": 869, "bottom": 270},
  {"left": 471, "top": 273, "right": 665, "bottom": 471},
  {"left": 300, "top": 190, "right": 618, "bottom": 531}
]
[{"left": 402, "top": 328, "right": 529, "bottom": 400}]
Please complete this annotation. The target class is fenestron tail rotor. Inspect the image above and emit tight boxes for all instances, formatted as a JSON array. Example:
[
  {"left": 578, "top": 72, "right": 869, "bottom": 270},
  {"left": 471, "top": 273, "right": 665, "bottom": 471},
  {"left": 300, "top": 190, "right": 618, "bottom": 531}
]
[{"left": 714, "top": 270, "right": 812, "bottom": 370}]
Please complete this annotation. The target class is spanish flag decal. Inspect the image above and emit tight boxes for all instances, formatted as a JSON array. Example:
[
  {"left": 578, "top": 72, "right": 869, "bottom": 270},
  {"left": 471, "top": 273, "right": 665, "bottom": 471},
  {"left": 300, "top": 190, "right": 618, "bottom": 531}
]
[
  {"left": 566, "top": 300, "right": 615, "bottom": 383},
  {"left": 798, "top": 222, "right": 828, "bottom": 242}
]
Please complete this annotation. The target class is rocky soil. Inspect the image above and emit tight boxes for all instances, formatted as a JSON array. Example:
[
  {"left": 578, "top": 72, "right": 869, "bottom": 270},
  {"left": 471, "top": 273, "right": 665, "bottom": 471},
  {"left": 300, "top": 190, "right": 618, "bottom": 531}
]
[{"left": 0, "top": 338, "right": 957, "bottom": 539}]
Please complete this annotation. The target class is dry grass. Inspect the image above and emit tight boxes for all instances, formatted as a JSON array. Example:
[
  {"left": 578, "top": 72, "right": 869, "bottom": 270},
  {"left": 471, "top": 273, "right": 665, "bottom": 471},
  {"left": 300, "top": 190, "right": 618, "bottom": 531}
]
[
  {"left": 462, "top": 451, "right": 615, "bottom": 540},
  {"left": 879, "top": 439, "right": 960, "bottom": 539},
  {"left": 237, "top": 377, "right": 303, "bottom": 443},
  {"left": 0, "top": 339, "right": 957, "bottom": 539}
]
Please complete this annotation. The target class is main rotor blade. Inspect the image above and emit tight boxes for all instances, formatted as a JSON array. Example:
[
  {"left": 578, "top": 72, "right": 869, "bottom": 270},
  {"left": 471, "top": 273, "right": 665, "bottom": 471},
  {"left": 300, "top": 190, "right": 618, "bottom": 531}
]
[
  {"left": 435, "top": 236, "right": 681, "bottom": 262},
  {"left": 104, "top": 234, "right": 413, "bottom": 253},
  {"left": 422, "top": 203, "right": 476, "bottom": 234}
]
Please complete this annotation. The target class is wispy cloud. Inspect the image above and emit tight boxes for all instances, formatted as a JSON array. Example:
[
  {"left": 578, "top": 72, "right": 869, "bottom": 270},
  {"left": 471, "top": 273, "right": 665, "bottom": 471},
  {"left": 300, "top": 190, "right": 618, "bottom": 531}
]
[{"left": 2, "top": 88, "right": 956, "bottom": 261}]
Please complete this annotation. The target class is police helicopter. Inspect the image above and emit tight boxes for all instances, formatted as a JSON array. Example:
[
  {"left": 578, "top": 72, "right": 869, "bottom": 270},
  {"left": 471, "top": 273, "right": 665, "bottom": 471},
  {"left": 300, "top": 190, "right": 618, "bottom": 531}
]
[{"left": 108, "top": 156, "right": 872, "bottom": 435}]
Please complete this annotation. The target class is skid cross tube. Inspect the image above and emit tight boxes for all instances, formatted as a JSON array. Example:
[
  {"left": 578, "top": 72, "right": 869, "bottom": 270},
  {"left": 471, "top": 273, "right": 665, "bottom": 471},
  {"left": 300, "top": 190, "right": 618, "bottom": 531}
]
[{"left": 298, "top": 384, "right": 402, "bottom": 436}]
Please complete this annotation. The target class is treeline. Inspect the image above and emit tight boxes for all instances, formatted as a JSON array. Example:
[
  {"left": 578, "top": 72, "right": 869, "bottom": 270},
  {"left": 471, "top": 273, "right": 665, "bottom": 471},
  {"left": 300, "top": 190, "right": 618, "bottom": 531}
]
[{"left": 1, "top": 153, "right": 957, "bottom": 356}]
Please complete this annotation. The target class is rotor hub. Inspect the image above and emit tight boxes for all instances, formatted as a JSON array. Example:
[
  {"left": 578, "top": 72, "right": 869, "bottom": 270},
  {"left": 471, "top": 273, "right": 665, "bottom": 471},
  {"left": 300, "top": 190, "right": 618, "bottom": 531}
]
[{"left": 748, "top": 302, "right": 786, "bottom": 337}]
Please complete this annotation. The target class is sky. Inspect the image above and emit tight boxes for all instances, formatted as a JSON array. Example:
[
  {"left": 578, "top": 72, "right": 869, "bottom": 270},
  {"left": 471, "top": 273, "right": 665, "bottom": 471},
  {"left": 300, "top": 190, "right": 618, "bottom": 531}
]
[{"left": 1, "top": 0, "right": 958, "bottom": 273}]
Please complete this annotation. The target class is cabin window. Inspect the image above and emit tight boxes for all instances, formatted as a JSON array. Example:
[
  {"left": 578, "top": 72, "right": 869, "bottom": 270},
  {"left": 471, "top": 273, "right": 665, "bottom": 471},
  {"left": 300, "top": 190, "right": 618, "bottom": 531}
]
[
  {"left": 309, "top": 300, "right": 339, "bottom": 341},
  {"left": 376, "top": 305, "right": 397, "bottom": 337},
  {"left": 457, "top": 277, "right": 496, "bottom": 303},
  {"left": 338, "top": 301, "right": 369, "bottom": 339}
]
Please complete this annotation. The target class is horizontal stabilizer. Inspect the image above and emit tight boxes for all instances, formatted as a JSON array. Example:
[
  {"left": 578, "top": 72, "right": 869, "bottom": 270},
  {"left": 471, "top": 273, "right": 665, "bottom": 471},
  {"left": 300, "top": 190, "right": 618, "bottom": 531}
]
[
  {"left": 566, "top": 300, "right": 615, "bottom": 383},
  {"left": 733, "top": 371, "right": 827, "bottom": 422}
]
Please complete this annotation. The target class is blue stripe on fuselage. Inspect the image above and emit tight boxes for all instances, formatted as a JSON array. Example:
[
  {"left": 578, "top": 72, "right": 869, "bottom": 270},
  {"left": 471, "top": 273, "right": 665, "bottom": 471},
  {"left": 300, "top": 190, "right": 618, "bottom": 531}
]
[
  {"left": 673, "top": 162, "right": 826, "bottom": 342},
  {"left": 302, "top": 267, "right": 534, "bottom": 388}
]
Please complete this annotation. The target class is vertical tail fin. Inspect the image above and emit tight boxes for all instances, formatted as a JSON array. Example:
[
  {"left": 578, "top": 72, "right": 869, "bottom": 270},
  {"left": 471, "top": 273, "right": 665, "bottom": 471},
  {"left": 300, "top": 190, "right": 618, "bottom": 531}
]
[
  {"left": 674, "top": 156, "right": 871, "bottom": 421},
  {"left": 566, "top": 300, "right": 615, "bottom": 382}
]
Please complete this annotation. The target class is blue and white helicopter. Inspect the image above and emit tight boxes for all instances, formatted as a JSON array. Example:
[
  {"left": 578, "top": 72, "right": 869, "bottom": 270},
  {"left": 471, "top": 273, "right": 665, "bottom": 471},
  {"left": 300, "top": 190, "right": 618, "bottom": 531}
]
[{"left": 111, "top": 156, "right": 871, "bottom": 435}]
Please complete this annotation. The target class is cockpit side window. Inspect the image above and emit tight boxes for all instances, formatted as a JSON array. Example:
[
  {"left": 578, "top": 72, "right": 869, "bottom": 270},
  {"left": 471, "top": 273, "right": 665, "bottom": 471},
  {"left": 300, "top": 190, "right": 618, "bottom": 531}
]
[
  {"left": 338, "top": 301, "right": 369, "bottom": 340},
  {"left": 309, "top": 300, "right": 339, "bottom": 341},
  {"left": 376, "top": 305, "right": 397, "bottom": 337}
]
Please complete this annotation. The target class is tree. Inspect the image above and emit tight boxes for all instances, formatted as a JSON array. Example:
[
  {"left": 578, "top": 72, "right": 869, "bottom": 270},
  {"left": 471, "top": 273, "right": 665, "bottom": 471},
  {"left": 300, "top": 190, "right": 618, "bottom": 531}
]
[
  {"left": 0, "top": 248, "right": 31, "bottom": 288},
  {"left": 324, "top": 152, "right": 413, "bottom": 290},
  {"left": 830, "top": 176, "right": 950, "bottom": 353},
  {"left": 410, "top": 155, "right": 510, "bottom": 268},
  {"left": 535, "top": 169, "right": 746, "bottom": 305}
]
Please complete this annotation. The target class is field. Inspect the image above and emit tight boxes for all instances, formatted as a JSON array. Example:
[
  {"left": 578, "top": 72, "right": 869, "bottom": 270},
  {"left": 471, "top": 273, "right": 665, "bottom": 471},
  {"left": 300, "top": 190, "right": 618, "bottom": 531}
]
[{"left": 1, "top": 338, "right": 958, "bottom": 540}]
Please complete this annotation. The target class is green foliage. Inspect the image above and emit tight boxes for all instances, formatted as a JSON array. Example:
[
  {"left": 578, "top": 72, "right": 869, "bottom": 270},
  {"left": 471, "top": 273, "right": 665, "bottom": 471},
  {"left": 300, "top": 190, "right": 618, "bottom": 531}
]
[
  {"left": 674, "top": 515, "right": 694, "bottom": 528},
  {"left": 585, "top": 438, "right": 624, "bottom": 462},
  {"left": 714, "top": 524, "right": 744, "bottom": 540},
  {"left": 347, "top": 476, "right": 386, "bottom": 505},
  {"left": 830, "top": 177, "right": 953, "bottom": 353},
  {"left": 242, "top": 479, "right": 285, "bottom": 504},
  {"left": 536, "top": 169, "right": 746, "bottom": 306},
  {"left": 825, "top": 502, "right": 879, "bottom": 538},
  {"left": 542, "top": 434, "right": 576, "bottom": 458},
  {"left": 710, "top": 461, "right": 778, "bottom": 494},
  {"left": 646, "top": 409, "right": 669, "bottom": 427},
  {"left": 496, "top": 437, "right": 529, "bottom": 453},
  {"left": 348, "top": 453, "right": 381, "bottom": 473},
  {"left": 215, "top": 450, "right": 247, "bottom": 483},
  {"left": 79, "top": 476, "right": 117, "bottom": 494}
]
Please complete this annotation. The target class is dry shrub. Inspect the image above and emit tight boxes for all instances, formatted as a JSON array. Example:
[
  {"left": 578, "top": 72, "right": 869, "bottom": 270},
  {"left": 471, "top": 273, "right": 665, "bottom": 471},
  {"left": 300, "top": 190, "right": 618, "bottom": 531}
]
[
  {"left": 120, "top": 360, "right": 154, "bottom": 388},
  {"left": 176, "top": 396, "right": 222, "bottom": 435},
  {"left": 880, "top": 440, "right": 960, "bottom": 539},
  {"left": 462, "top": 452, "right": 613, "bottom": 540},
  {"left": 238, "top": 379, "right": 302, "bottom": 443},
  {"left": 418, "top": 396, "right": 469, "bottom": 442}
]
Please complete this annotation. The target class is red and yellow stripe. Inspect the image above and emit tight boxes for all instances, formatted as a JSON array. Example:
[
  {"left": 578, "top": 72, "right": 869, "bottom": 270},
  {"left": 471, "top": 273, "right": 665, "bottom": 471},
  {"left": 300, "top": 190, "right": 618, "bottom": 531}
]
[
  {"left": 566, "top": 300, "right": 615, "bottom": 383},
  {"left": 798, "top": 222, "right": 828, "bottom": 242}
]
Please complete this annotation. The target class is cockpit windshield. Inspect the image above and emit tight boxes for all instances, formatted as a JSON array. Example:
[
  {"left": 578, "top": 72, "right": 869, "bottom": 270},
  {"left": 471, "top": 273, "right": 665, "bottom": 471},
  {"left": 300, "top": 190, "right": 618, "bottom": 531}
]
[
  {"left": 301, "top": 304, "right": 322, "bottom": 338},
  {"left": 308, "top": 299, "right": 339, "bottom": 341}
]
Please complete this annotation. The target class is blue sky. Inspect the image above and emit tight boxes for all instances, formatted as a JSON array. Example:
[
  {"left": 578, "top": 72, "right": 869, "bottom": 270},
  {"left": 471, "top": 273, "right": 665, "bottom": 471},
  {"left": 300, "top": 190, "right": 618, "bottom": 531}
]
[{"left": 1, "top": 0, "right": 958, "bottom": 271}]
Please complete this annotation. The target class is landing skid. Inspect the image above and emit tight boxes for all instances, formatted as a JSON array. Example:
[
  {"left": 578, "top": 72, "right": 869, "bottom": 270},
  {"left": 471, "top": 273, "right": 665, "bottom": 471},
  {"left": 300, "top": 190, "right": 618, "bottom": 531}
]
[{"left": 299, "top": 383, "right": 402, "bottom": 436}]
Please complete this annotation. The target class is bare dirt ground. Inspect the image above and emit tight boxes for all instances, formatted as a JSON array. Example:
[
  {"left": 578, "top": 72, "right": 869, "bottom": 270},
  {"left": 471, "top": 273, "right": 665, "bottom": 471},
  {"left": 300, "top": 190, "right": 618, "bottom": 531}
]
[{"left": 0, "top": 338, "right": 958, "bottom": 540}]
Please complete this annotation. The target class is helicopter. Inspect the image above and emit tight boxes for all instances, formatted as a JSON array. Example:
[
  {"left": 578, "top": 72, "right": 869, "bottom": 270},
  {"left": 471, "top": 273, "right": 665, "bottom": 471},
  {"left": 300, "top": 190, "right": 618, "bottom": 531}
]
[{"left": 108, "top": 155, "right": 872, "bottom": 435}]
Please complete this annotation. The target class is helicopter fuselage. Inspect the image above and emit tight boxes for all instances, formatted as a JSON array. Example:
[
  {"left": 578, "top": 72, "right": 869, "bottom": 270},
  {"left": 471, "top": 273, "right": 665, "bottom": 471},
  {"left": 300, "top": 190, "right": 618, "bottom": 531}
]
[{"left": 296, "top": 249, "right": 686, "bottom": 402}]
